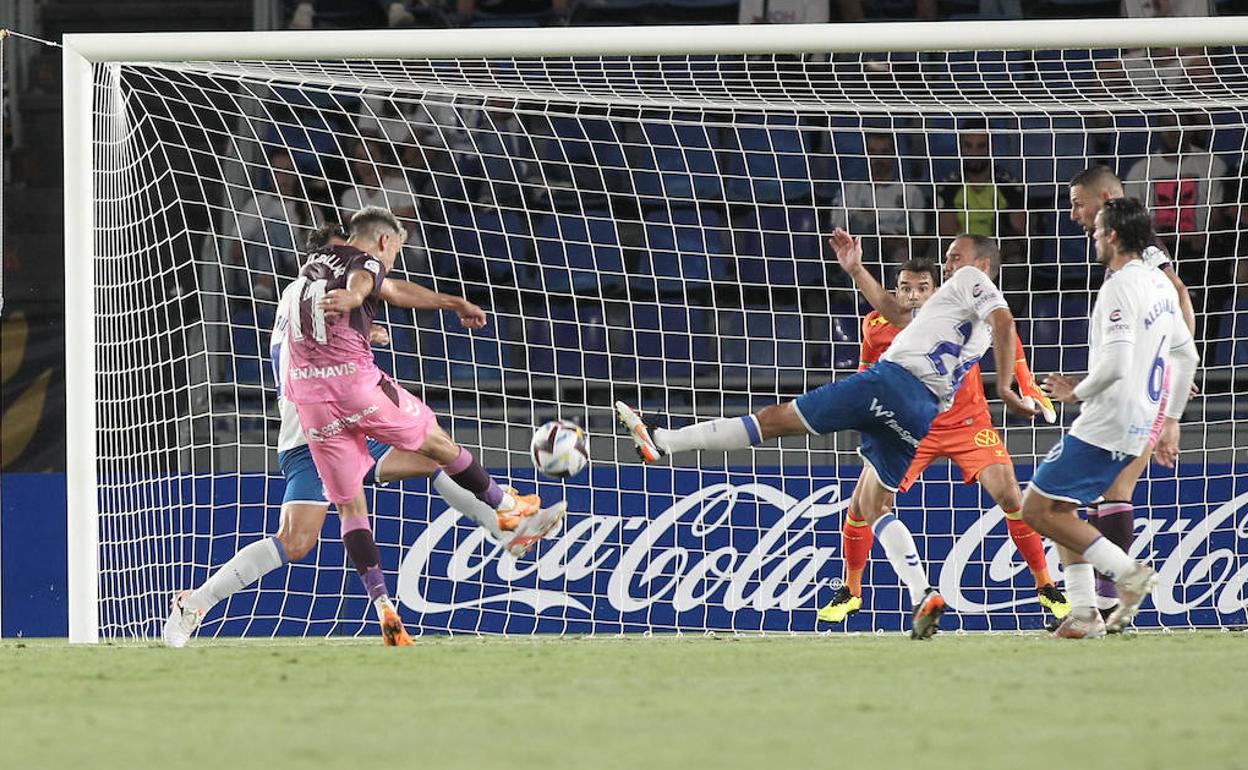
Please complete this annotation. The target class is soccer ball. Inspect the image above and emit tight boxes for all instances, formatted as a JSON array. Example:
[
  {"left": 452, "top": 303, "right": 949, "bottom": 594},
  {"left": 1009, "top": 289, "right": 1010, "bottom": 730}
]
[{"left": 530, "top": 420, "right": 589, "bottom": 479}]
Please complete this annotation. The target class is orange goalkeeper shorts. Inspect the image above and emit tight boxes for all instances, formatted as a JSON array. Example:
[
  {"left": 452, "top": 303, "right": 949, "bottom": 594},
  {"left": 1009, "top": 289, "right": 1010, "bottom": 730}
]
[{"left": 898, "top": 416, "right": 1011, "bottom": 493}]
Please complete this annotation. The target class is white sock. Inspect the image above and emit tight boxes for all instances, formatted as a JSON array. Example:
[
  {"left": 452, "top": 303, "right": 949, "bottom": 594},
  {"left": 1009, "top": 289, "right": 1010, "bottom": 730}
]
[
  {"left": 874, "top": 513, "right": 928, "bottom": 606},
  {"left": 654, "top": 415, "right": 762, "bottom": 454},
  {"left": 433, "top": 471, "right": 504, "bottom": 540},
  {"left": 1082, "top": 537, "right": 1136, "bottom": 581},
  {"left": 185, "top": 537, "right": 287, "bottom": 613},
  {"left": 1063, "top": 562, "right": 1096, "bottom": 610}
]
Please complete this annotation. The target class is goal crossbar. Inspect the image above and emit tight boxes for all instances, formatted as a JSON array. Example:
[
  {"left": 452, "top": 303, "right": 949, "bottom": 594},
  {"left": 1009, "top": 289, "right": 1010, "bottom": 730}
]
[{"left": 62, "top": 17, "right": 1248, "bottom": 62}]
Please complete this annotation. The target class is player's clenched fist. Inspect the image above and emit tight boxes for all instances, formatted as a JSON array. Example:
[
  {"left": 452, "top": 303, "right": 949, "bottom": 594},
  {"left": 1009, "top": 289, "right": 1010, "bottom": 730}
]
[{"left": 454, "top": 299, "right": 488, "bottom": 330}]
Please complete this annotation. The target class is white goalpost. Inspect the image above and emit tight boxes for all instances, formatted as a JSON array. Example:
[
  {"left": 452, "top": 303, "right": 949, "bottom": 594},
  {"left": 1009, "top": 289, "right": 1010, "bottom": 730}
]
[{"left": 64, "top": 19, "right": 1248, "bottom": 643}]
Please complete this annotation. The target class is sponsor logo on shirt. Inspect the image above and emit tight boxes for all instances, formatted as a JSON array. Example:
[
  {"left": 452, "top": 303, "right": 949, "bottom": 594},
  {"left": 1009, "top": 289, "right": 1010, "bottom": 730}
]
[
  {"left": 290, "top": 362, "right": 359, "bottom": 380},
  {"left": 364, "top": 259, "right": 381, "bottom": 275},
  {"left": 1109, "top": 309, "right": 1123, "bottom": 322},
  {"left": 972, "top": 283, "right": 983, "bottom": 297}
]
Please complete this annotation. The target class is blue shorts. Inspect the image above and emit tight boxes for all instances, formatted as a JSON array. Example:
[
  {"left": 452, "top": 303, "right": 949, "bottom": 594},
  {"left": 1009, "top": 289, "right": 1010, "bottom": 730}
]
[
  {"left": 278, "top": 440, "right": 392, "bottom": 506},
  {"left": 1028, "top": 434, "right": 1136, "bottom": 505},
  {"left": 793, "top": 361, "right": 940, "bottom": 492}
]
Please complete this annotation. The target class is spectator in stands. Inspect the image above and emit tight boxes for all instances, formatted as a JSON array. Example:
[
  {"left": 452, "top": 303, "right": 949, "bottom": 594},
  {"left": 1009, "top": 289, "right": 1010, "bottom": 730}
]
[
  {"left": 290, "top": 0, "right": 418, "bottom": 29},
  {"left": 225, "top": 148, "right": 324, "bottom": 300},
  {"left": 936, "top": 122, "right": 1027, "bottom": 253},
  {"left": 339, "top": 138, "right": 427, "bottom": 265},
  {"left": 839, "top": 0, "right": 937, "bottom": 21},
  {"left": 740, "top": 0, "right": 829, "bottom": 24},
  {"left": 829, "top": 132, "right": 931, "bottom": 262},
  {"left": 1121, "top": 0, "right": 1214, "bottom": 17},
  {"left": 1123, "top": 111, "right": 1229, "bottom": 259},
  {"left": 448, "top": 0, "right": 569, "bottom": 26}
]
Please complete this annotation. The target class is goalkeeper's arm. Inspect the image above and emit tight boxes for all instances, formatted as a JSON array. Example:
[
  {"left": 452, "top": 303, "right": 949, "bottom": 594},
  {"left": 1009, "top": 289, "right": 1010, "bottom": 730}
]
[
  {"left": 1011, "top": 330, "right": 1057, "bottom": 423},
  {"left": 380, "top": 278, "right": 487, "bottom": 329},
  {"left": 828, "top": 228, "right": 911, "bottom": 328}
]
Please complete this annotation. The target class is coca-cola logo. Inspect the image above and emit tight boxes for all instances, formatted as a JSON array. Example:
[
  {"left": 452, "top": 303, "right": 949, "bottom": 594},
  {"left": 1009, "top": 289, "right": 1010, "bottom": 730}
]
[{"left": 395, "top": 478, "right": 1248, "bottom": 627}]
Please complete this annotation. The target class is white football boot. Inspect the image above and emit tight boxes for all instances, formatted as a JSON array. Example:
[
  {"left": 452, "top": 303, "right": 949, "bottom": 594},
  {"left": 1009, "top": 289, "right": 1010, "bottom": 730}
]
[
  {"left": 1105, "top": 563, "right": 1159, "bottom": 633},
  {"left": 162, "top": 590, "right": 204, "bottom": 648},
  {"left": 1051, "top": 607, "right": 1107, "bottom": 639},
  {"left": 615, "top": 401, "right": 664, "bottom": 463},
  {"left": 505, "top": 501, "right": 568, "bottom": 559}
]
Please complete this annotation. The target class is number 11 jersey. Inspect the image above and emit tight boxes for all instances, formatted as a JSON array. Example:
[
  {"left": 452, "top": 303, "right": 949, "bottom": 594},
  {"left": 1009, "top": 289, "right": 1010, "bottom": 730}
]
[{"left": 282, "top": 244, "right": 387, "bottom": 404}]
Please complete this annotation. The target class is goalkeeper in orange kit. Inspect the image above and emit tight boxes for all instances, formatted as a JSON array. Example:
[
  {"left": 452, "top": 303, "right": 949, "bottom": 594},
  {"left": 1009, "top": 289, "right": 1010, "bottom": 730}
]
[{"left": 818, "top": 257, "right": 1069, "bottom": 625}]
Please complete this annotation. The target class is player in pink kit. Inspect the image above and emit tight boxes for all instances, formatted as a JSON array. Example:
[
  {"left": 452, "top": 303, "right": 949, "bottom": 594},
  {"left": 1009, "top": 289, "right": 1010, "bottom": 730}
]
[{"left": 287, "top": 206, "right": 566, "bottom": 640}]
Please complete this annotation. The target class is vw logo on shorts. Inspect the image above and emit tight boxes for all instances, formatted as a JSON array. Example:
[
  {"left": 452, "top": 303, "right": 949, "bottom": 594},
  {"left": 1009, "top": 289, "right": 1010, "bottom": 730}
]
[{"left": 1042, "top": 439, "right": 1064, "bottom": 464}]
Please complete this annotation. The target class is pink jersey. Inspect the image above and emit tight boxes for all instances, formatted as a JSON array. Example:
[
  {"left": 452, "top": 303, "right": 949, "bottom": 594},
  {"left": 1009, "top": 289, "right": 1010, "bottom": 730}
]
[{"left": 282, "top": 245, "right": 386, "bottom": 404}]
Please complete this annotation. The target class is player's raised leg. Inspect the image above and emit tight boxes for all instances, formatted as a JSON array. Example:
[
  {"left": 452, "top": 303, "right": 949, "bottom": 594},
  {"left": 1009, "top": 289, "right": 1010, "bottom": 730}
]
[
  {"left": 615, "top": 400, "right": 800, "bottom": 462},
  {"left": 364, "top": 385, "right": 567, "bottom": 559}
]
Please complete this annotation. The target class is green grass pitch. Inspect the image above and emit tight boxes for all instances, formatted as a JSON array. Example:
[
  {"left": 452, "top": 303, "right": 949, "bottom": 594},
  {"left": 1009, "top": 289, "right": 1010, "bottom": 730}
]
[{"left": 2, "top": 632, "right": 1245, "bottom": 770}]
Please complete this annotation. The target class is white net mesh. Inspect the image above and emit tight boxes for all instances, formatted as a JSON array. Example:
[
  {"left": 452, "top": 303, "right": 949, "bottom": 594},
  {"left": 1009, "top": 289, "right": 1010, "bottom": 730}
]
[{"left": 88, "top": 42, "right": 1248, "bottom": 639}]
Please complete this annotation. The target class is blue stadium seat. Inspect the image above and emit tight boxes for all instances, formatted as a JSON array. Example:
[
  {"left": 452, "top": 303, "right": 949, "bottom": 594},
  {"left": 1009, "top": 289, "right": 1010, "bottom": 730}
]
[
  {"left": 637, "top": 207, "right": 727, "bottom": 300},
  {"left": 437, "top": 205, "right": 530, "bottom": 284},
  {"left": 830, "top": 132, "right": 868, "bottom": 183},
  {"left": 229, "top": 311, "right": 266, "bottom": 386},
  {"left": 733, "top": 206, "right": 821, "bottom": 295},
  {"left": 722, "top": 116, "right": 812, "bottom": 205},
  {"left": 445, "top": 319, "right": 504, "bottom": 383},
  {"left": 631, "top": 121, "right": 722, "bottom": 204},
  {"left": 534, "top": 211, "right": 625, "bottom": 297},
  {"left": 1213, "top": 297, "right": 1248, "bottom": 366}
]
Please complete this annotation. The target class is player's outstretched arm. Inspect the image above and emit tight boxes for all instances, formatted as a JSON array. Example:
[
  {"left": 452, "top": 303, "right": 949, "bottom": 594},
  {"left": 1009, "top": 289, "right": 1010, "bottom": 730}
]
[
  {"left": 987, "top": 307, "right": 1037, "bottom": 418},
  {"left": 828, "top": 228, "right": 910, "bottom": 328},
  {"left": 380, "top": 278, "right": 487, "bottom": 329}
]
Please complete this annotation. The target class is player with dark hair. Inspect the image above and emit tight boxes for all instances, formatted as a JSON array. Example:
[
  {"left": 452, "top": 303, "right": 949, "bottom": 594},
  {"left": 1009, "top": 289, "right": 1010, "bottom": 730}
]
[
  {"left": 1026, "top": 197, "right": 1199, "bottom": 638},
  {"left": 163, "top": 210, "right": 565, "bottom": 648},
  {"left": 1068, "top": 165, "right": 1198, "bottom": 620},
  {"left": 818, "top": 248, "right": 1067, "bottom": 626},
  {"left": 617, "top": 228, "right": 1039, "bottom": 639}
]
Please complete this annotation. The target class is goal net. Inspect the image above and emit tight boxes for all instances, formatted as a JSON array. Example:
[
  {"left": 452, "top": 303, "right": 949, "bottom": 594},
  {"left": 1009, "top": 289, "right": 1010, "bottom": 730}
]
[{"left": 66, "top": 21, "right": 1248, "bottom": 642}]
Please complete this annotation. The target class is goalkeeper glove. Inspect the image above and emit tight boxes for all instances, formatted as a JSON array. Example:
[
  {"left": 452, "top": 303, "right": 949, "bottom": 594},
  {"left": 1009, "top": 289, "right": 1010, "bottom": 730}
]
[{"left": 1017, "top": 370, "right": 1057, "bottom": 423}]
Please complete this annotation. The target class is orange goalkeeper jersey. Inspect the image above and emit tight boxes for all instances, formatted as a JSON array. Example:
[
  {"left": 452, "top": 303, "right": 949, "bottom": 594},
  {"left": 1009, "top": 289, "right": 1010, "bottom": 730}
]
[{"left": 858, "top": 310, "right": 1035, "bottom": 432}]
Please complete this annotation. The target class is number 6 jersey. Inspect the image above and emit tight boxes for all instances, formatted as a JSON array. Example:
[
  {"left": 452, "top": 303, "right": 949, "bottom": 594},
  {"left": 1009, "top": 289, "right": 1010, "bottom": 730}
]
[
  {"left": 279, "top": 244, "right": 387, "bottom": 406},
  {"left": 881, "top": 265, "right": 1009, "bottom": 410},
  {"left": 1071, "top": 259, "right": 1194, "bottom": 457}
]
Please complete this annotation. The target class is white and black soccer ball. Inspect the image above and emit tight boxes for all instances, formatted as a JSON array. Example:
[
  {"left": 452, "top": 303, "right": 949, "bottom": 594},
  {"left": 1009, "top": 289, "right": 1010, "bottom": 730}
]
[{"left": 530, "top": 419, "right": 589, "bottom": 479}]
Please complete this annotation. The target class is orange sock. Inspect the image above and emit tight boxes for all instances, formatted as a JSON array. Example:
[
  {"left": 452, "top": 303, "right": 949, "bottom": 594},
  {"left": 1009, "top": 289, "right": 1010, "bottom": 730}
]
[
  {"left": 1004, "top": 510, "right": 1052, "bottom": 588},
  {"left": 842, "top": 509, "right": 873, "bottom": 596}
]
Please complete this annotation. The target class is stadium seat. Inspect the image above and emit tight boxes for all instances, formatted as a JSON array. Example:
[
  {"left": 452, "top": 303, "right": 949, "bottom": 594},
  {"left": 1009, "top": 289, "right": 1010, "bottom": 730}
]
[
  {"left": 722, "top": 115, "right": 812, "bottom": 205},
  {"left": 438, "top": 205, "right": 532, "bottom": 287},
  {"left": 1213, "top": 297, "right": 1248, "bottom": 366},
  {"left": 637, "top": 206, "right": 727, "bottom": 301},
  {"left": 630, "top": 120, "right": 722, "bottom": 205},
  {"left": 229, "top": 312, "right": 266, "bottom": 386}
]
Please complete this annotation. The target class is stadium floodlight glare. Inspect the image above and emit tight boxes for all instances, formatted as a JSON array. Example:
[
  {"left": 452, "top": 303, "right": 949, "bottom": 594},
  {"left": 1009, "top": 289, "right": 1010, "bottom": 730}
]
[{"left": 64, "top": 18, "right": 1248, "bottom": 643}]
